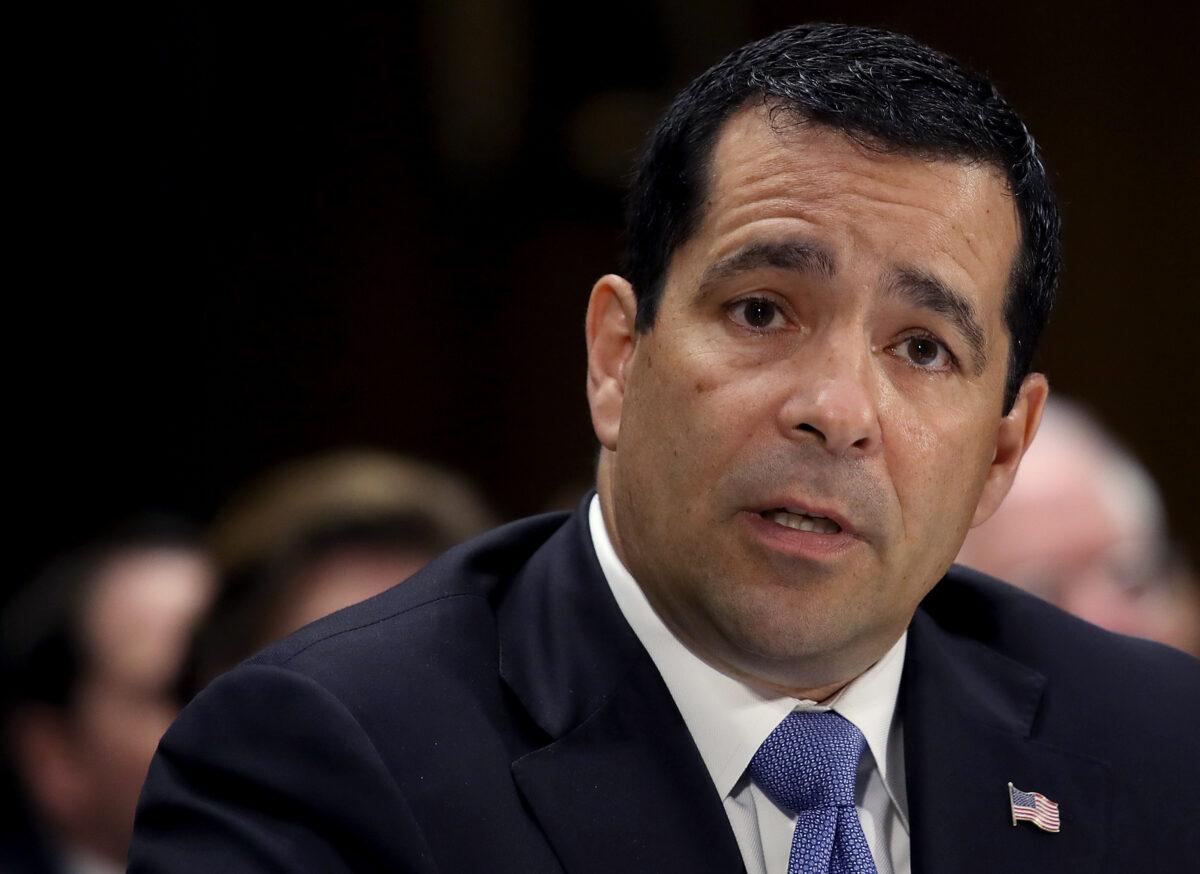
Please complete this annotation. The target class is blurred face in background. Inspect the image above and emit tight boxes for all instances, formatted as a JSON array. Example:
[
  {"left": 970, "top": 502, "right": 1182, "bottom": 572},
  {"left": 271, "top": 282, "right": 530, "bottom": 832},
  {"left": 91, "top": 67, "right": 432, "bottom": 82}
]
[
  {"left": 78, "top": 548, "right": 214, "bottom": 857},
  {"left": 958, "top": 421, "right": 1200, "bottom": 654},
  {"left": 15, "top": 547, "right": 214, "bottom": 864}
]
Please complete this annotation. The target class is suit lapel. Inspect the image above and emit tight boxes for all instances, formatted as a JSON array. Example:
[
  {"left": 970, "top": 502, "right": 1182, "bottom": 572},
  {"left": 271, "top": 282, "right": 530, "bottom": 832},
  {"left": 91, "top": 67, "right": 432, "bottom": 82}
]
[
  {"left": 496, "top": 502, "right": 1117, "bottom": 873},
  {"left": 511, "top": 655, "right": 744, "bottom": 874},
  {"left": 902, "top": 601, "right": 1110, "bottom": 874},
  {"left": 497, "top": 497, "right": 744, "bottom": 874}
]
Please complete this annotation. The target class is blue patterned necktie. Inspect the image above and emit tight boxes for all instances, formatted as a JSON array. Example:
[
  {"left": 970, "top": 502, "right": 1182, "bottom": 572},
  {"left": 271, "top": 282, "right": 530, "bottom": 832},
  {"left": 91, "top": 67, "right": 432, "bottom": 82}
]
[{"left": 749, "top": 710, "right": 878, "bottom": 874}]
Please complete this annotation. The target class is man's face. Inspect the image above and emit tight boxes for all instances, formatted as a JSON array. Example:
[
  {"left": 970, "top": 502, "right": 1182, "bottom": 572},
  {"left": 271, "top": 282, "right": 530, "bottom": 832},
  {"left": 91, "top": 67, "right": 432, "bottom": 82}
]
[{"left": 588, "top": 106, "right": 1044, "bottom": 694}]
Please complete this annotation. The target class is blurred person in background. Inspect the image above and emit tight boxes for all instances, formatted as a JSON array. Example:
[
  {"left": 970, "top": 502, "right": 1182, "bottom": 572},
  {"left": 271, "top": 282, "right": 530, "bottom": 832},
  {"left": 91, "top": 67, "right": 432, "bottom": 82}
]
[
  {"left": 958, "top": 397, "right": 1200, "bottom": 655},
  {"left": 179, "top": 449, "right": 496, "bottom": 696},
  {"left": 0, "top": 518, "right": 214, "bottom": 874}
]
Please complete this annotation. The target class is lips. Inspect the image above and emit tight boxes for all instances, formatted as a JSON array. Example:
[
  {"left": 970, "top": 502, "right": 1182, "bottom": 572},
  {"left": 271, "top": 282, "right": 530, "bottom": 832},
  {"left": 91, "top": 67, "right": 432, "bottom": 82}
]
[
  {"left": 760, "top": 508, "right": 841, "bottom": 534},
  {"left": 752, "top": 500, "right": 858, "bottom": 539},
  {"left": 739, "top": 503, "right": 861, "bottom": 562}
]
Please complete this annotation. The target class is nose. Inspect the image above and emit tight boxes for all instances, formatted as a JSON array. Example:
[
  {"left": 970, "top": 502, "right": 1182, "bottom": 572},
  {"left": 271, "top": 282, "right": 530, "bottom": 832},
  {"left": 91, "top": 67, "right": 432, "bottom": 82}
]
[{"left": 777, "top": 339, "right": 882, "bottom": 456}]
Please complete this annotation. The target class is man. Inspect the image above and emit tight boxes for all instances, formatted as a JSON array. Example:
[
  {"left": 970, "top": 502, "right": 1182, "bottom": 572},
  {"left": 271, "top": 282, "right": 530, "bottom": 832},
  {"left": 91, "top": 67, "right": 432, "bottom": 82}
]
[
  {"left": 958, "top": 397, "right": 1200, "bottom": 655},
  {"left": 129, "top": 24, "right": 1200, "bottom": 873},
  {"left": 2, "top": 519, "right": 214, "bottom": 874}
]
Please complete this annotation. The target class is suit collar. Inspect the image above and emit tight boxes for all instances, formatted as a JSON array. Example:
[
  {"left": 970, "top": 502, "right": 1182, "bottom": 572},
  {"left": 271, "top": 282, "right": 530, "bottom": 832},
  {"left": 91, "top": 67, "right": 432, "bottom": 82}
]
[
  {"left": 902, "top": 573, "right": 1110, "bottom": 874},
  {"left": 496, "top": 493, "right": 645, "bottom": 738},
  {"left": 497, "top": 494, "right": 745, "bottom": 873}
]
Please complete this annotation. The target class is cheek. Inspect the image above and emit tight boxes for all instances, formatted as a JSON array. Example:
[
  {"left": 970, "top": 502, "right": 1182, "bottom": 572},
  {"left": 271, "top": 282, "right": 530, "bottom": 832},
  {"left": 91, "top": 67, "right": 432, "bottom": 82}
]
[
  {"left": 630, "top": 344, "right": 768, "bottom": 463},
  {"left": 882, "top": 397, "right": 997, "bottom": 537}
]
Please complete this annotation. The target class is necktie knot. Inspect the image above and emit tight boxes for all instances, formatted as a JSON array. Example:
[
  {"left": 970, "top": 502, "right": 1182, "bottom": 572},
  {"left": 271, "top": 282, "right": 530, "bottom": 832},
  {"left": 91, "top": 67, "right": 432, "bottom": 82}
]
[{"left": 749, "top": 710, "right": 865, "bottom": 813}]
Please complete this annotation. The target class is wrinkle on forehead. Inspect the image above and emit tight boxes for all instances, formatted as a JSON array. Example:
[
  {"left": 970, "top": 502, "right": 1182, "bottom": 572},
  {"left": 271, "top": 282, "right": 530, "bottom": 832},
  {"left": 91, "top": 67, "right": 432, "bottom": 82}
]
[{"left": 697, "top": 106, "right": 1020, "bottom": 295}]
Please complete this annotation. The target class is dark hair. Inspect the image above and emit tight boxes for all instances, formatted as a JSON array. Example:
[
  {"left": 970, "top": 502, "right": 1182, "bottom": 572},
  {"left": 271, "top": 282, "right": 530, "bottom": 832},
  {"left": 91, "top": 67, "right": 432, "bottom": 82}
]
[{"left": 624, "top": 23, "right": 1061, "bottom": 411}]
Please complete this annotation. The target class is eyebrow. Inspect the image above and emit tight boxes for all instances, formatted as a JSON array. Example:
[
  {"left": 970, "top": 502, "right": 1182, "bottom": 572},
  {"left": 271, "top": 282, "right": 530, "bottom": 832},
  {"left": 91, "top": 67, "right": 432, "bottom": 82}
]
[
  {"left": 886, "top": 267, "right": 987, "bottom": 375},
  {"left": 695, "top": 238, "right": 988, "bottom": 375},
  {"left": 696, "top": 239, "right": 837, "bottom": 298}
]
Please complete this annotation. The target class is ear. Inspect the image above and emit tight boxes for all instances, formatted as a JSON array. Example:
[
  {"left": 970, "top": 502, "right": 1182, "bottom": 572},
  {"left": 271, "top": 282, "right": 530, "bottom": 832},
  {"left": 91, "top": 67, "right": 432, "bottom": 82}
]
[
  {"left": 971, "top": 373, "right": 1049, "bottom": 527},
  {"left": 586, "top": 274, "right": 639, "bottom": 450}
]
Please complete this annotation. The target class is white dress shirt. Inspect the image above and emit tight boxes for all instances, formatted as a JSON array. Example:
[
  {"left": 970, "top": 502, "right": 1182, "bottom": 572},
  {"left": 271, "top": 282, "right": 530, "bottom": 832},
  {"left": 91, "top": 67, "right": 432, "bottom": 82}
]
[{"left": 588, "top": 496, "right": 911, "bottom": 874}]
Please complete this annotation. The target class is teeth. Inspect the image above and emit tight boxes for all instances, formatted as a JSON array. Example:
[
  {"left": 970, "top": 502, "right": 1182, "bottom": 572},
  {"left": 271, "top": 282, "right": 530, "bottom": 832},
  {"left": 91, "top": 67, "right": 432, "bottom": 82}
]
[
  {"left": 785, "top": 506, "right": 826, "bottom": 518},
  {"left": 766, "top": 510, "right": 841, "bottom": 534}
]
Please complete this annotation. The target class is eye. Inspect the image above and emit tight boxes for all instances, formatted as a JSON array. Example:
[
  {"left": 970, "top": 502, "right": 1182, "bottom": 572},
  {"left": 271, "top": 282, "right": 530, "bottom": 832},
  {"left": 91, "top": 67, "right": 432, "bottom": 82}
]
[
  {"left": 727, "top": 297, "right": 786, "bottom": 331},
  {"left": 889, "top": 334, "right": 955, "bottom": 371}
]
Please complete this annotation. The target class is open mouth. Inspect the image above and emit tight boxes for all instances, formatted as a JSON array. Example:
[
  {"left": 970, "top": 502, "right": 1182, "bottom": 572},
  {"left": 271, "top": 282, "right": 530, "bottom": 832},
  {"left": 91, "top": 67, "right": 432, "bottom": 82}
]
[{"left": 760, "top": 508, "right": 842, "bottom": 535}]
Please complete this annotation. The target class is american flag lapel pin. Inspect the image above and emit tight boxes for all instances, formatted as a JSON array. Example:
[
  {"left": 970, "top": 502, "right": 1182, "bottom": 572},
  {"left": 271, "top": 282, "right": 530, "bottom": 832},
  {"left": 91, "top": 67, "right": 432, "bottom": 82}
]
[{"left": 1008, "top": 781, "right": 1061, "bottom": 833}]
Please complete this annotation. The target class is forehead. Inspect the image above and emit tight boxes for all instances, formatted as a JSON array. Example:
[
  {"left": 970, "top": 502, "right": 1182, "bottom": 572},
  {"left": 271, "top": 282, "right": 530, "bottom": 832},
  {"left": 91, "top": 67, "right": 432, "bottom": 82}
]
[
  {"left": 686, "top": 105, "right": 1021, "bottom": 314},
  {"left": 85, "top": 548, "right": 213, "bottom": 685}
]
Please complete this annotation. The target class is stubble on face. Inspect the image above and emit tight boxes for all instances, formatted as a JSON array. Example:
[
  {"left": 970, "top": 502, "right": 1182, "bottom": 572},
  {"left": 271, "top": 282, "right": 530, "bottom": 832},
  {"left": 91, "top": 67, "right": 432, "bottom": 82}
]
[{"left": 603, "top": 367, "right": 904, "bottom": 696}]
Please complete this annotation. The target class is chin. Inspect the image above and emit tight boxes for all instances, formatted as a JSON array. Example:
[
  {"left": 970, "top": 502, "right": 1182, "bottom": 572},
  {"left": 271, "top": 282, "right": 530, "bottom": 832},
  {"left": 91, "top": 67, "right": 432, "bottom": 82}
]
[{"left": 710, "top": 592, "right": 874, "bottom": 680}]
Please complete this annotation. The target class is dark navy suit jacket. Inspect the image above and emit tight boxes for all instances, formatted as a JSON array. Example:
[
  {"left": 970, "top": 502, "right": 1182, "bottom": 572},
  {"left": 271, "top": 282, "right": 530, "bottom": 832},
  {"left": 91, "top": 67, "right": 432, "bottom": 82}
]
[{"left": 129, "top": 500, "right": 1200, "bottom": 872}]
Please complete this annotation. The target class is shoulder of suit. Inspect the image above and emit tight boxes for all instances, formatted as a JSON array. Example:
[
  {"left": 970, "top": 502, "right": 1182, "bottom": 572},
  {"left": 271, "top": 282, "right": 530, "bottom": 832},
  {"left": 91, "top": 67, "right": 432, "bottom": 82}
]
[
  {"left": 239, "top": 510, "right": 573, "bottom": 682},
  {"left": 927, "top": 564, "right": 1200, "bottom": 705}
]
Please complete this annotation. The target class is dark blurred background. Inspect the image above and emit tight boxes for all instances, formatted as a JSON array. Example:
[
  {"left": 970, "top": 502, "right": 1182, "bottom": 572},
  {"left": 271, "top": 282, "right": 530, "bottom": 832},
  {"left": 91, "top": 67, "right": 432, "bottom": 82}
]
[{"left": 11, "top": 2, "right": 1198, "bottom": 598}]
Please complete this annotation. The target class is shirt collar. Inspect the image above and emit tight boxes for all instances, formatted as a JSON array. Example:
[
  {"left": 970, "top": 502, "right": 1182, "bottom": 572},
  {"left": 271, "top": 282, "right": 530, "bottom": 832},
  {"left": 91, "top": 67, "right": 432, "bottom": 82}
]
[{"left": 588, "top": 495, "right": 907, "bottom": 811}]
